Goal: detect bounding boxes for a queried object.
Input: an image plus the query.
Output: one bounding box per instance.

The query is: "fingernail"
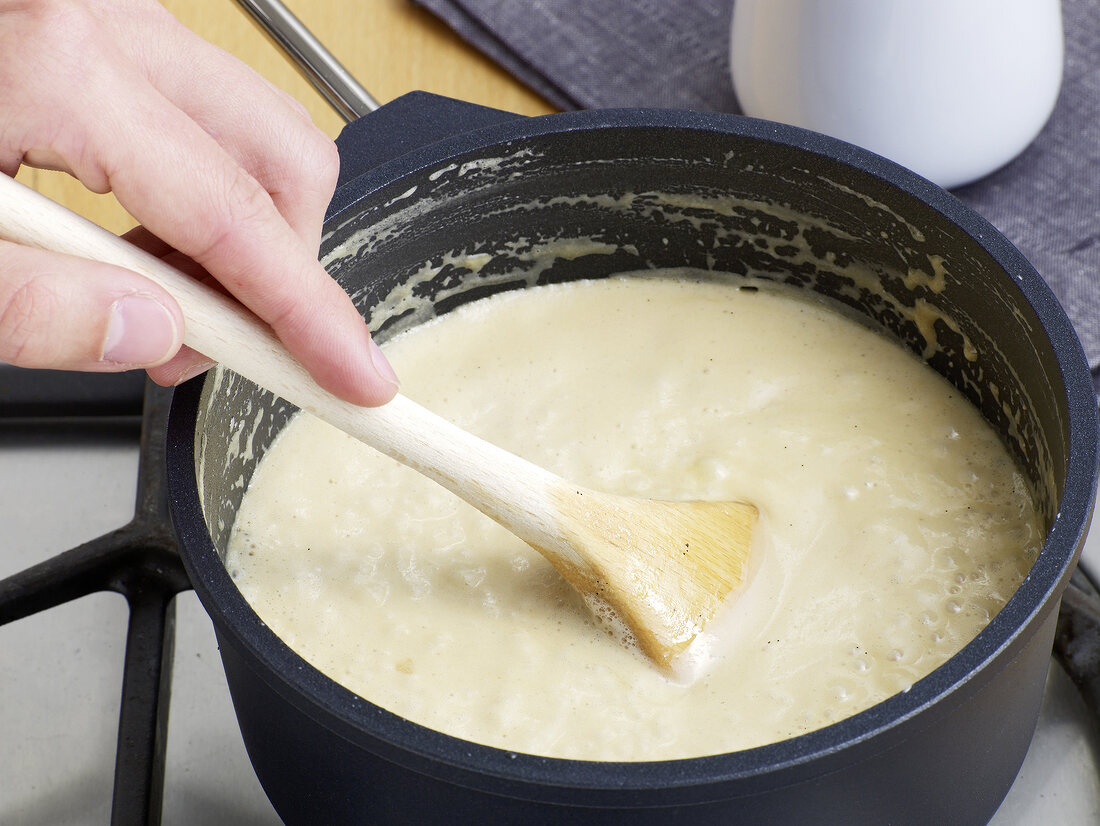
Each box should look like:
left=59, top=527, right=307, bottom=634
left=368, top=337, right=400, bottom=388
left=101, top=294, right=178, bottom=366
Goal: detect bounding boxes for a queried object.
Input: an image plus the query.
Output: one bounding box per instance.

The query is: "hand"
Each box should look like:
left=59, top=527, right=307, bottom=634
left=0, top=0, right=399, bottom=406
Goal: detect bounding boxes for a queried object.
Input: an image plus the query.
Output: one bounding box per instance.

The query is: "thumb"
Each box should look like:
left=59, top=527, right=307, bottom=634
left=0, top=241, right=183, bottom=371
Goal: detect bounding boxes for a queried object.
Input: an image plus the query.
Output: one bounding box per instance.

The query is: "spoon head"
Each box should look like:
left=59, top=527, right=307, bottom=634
left=545, top=492, right=758, bottom=674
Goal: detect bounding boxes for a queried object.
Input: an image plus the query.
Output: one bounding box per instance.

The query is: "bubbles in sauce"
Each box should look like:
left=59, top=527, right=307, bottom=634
left=225, top=272, right=1041, bottom=761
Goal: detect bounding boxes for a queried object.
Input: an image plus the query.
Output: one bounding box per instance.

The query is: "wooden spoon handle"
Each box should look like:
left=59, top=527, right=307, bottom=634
left=0, top=174, right=560, bottom=534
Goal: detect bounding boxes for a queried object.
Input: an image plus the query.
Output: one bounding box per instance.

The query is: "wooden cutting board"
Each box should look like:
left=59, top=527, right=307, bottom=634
left=17, top=0, right=554, bottom=233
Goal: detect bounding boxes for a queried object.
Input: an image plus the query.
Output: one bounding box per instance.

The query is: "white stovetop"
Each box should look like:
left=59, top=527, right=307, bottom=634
left=2, top=435, right=1099, bottom=824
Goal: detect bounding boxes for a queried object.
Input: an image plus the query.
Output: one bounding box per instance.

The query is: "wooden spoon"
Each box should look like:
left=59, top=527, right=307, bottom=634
left=0, top=174, right=757, bottom=674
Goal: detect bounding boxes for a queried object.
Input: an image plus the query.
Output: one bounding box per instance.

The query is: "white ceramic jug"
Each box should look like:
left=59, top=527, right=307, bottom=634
left=730, top=0, right=1064, bottom=189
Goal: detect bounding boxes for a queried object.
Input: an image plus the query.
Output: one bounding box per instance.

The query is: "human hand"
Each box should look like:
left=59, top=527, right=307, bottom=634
left=0, top=0, right=399, bottom=406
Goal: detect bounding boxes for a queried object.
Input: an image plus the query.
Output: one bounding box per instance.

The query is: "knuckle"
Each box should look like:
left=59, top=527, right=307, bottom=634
left=278, top=91, right=313, bottom=124
left=304, top=130, right=340, bottom=191
left=0, top=0, right=115, bottom=189
left=7, top=0, right=77, bottom=31
left=190, top=164, right=274, bottom=261
left=266, top=126, right=340, bottom=200
left=0, top=274, right=60, bottom=366
left=224, top=162, right=275, bottom=225
left=1, top=0, right=90, bottom=91
left=23, top=0, right=99, bottom=59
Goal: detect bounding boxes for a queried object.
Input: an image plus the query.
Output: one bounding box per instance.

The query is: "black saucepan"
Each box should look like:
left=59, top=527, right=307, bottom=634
left=166, top=93, right=1098, bottom=824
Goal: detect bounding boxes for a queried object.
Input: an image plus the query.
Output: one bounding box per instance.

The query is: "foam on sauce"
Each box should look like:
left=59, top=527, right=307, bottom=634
left=224, top=272, right=1041, bottom=760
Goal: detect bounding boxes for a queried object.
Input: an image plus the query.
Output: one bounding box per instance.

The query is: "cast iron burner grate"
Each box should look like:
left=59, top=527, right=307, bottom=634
left=0, top=377, right=190, bottom=826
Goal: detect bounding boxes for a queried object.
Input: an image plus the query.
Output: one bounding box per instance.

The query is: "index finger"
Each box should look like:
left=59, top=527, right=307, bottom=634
left=92, top=78, right=398, bottom=406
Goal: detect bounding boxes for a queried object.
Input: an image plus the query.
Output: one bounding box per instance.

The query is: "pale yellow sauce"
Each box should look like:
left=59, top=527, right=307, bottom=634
left=225, top=273, right=1041, bottom=760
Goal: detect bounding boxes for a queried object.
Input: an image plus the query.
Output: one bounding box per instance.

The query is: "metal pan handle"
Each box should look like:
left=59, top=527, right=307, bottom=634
left=232, top=0, right=530, bottom=188
left=233, top=0, right=379, bottom=122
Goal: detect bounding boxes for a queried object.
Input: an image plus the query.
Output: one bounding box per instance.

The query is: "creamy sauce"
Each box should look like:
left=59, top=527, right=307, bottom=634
left=225, top=272, right=1041, bottom=760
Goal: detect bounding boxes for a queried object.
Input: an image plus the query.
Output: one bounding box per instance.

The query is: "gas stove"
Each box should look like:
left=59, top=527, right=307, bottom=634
left=0, top=371, right=276, bottom=823
left=0, top=365, right=1098, bottom=824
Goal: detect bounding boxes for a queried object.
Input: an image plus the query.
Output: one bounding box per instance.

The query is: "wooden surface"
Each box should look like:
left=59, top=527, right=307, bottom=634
left=16, top=0, right=554, bottom=234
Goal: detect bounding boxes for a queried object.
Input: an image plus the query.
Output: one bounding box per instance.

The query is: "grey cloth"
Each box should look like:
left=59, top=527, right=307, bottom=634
left=414, top=0, right=1100, bottom=373
left=955, top=1, right=1100, bottom=374
left=413, top=0, right=738, bottom=111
